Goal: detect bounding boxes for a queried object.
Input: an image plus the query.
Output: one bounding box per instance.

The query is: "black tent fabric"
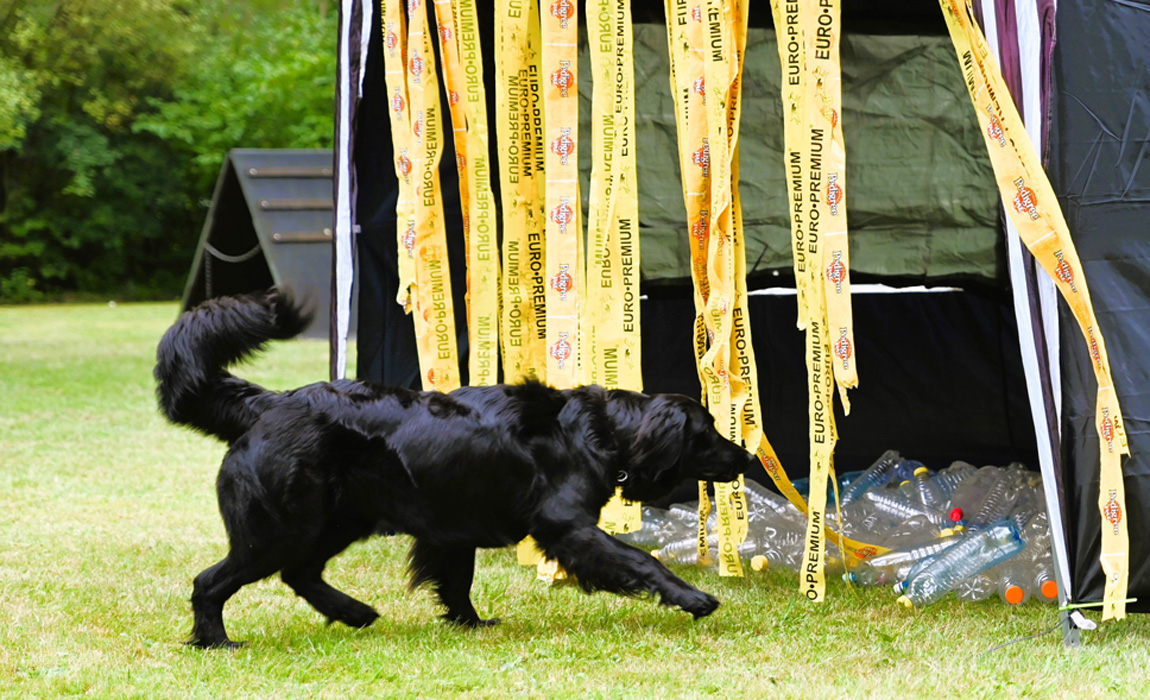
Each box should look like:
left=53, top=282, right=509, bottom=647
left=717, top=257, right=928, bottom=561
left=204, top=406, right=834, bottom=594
left=1050, top=0, right=1150, bottom=612
left=350, top=1, right=1037, bottom=472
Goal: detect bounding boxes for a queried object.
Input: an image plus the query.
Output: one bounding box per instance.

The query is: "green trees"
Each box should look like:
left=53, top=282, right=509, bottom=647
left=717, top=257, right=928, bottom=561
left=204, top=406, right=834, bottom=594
left=0, top=0, right=336, bottom=301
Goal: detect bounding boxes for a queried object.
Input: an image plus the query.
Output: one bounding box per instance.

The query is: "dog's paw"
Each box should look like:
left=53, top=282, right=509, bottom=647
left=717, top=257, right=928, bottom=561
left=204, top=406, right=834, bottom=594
left=187, top=638, right=246, bottom=651
left=444, top=612, right=501, bottom=628
left=678, top=590, right=720, bottom=619
left=329, top=603, right=381, bottom=629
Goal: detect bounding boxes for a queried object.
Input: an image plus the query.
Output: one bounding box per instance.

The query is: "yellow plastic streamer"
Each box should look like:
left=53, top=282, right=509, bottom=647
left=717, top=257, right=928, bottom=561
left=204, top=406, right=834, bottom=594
left=806, top=0, right=856, bottom=414
left=768, top=0, right=810, bottom=330
left=381, top=0, right=416, bottom=311
left=434, top=0, right=501, bottom=386
left=494, top=0, right=548, bottom=384
left=939, top=0, right=1130, bottom=619
left=588, top=0, right=642, bottom=535
left=407, top=0, right=461, bottom=392
left=542, top=0, right=582, bottom=391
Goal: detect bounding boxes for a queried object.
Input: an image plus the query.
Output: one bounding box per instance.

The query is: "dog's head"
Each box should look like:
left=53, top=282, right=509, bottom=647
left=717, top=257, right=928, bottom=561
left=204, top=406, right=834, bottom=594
left=610, top=393, right=759, bottom=502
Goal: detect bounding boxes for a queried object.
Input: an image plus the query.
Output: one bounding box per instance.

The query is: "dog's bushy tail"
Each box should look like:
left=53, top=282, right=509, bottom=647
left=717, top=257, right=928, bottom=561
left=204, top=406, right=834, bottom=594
left=154, top=288, right=313, bottom=443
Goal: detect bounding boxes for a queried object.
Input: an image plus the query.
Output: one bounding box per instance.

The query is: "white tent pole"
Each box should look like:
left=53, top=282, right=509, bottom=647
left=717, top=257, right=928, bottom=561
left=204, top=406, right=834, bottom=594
left=332, top=0, right=361, bottom=380
left=984, top=0, right=1079, bottom=645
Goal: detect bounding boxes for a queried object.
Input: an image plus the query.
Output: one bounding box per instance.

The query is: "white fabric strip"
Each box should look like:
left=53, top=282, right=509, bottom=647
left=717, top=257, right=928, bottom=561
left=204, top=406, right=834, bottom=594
left=332, top=0, right=358, bottom=380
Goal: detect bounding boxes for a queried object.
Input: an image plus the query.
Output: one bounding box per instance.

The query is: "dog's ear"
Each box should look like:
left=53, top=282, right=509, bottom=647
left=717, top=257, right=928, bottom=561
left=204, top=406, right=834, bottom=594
left=631, top=398, right=688, bottom=474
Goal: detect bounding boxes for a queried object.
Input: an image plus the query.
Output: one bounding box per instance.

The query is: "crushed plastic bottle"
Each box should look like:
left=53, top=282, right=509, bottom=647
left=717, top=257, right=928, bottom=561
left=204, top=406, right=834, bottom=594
left=841, top=450, right=901, bottom=505
left=896, top=521, right=1025, bottom=608
left=912, top=466, right=944, bottom=508
left=612, top=453, right=1057, bottom=611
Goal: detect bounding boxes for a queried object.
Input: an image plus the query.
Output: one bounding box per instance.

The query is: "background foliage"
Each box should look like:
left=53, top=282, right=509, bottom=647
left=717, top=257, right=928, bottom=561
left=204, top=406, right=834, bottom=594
left=0, top=0, right=337, bottom=302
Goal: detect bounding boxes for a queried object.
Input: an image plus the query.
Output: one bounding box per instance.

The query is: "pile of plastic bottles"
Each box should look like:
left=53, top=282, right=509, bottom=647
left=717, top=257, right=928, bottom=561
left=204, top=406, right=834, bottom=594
left=615, top=450, right=1060, bottom=609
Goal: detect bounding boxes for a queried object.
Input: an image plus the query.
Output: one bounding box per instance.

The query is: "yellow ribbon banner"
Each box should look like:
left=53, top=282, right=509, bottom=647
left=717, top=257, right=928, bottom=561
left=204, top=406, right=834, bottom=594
left=434, top=0, right=501, bottom=386
left=806, top=0, right=856, bottom=414
left=494, top=0, right=548, bottom=384
left=586, top=0, right=642, bottom=393
left=588, top=0, right=642, bottom=535
left=407, top=0, right=461, bottom=392
left=542, top=0, right=582, bottom=390
left=381, top=0, right=416, bottom=311
left=940, top=0, right=1130, bottom=619
left=769, top=0, right=810, bottom=330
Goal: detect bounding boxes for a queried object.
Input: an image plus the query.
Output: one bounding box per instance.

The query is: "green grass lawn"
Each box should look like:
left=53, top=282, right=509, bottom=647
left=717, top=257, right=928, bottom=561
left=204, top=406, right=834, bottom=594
left=1, top=301, right=1147, bottom=699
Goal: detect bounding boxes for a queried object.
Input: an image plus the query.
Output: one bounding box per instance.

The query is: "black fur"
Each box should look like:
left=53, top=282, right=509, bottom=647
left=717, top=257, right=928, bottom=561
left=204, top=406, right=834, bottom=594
left=155, top=289, right=759, bottom=648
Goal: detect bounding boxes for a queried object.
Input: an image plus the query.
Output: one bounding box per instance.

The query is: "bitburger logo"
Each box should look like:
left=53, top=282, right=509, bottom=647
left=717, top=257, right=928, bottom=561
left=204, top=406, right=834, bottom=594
left=550, top=197, right=573, bottom=233
left=1105, top=489, right=1122, bottom=534
left=550, top=0, right=573, bottom=28
left=449, top=90, right=460, bottom=106
left=693, top=139, right=711, bottom=179
left=456, top=152, right=466, bottom=173
left=1012, top=178, right=1040, bottom=221
left=1053, top=250, right=1078, bottom=292
left=407, top=0, right=421, bottom=12
left=691, top=4, right=702, bottom=22
left=550, top=332, right=572, bottom=369
left=413, top=111, right=424, bottom=141
left=550, top=128, right=575, bottom=165
left=550, top=264, right=573, bottom=301
left=826, top=173, right=843, bottom=215
left=438, top=23, right=452, bottom=44
left=551, top=60, right=574, bottom=98
left=692, top=75, right=706, bottom=104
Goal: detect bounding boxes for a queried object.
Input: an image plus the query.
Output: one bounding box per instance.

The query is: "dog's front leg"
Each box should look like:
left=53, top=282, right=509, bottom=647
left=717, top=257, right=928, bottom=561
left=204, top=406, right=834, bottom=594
left=408, top=539, right=498, bottom=627
left=535, top=524, right=720, bottom=619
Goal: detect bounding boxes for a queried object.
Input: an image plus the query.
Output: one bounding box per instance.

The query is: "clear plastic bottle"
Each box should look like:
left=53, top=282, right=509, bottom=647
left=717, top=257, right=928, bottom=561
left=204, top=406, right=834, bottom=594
left=653, top=537, right=713, bottom=566
left=947, top=465, right=1002, bottom=512
left=863, top=489, right=949, bottom=527
left=913, top=466, right=944, bottom=508
left=997, top=562, right=1031, bottom=605
left=866, top=531, right=965, bottom=571
left=1030, top=558, right=1059, bottom=603
left=844, top=560, right=900, bottom=587
left=841, top=450, right=901, bottom=505
left=934, top=461, right=978, bottom=502
left=954, top=571, right=997, bottom=602
left=896, top=521, right=1025, bottom=608
left=893, top=554, right=940, bottom=595
left=968, top=471, right=1020, bottom=528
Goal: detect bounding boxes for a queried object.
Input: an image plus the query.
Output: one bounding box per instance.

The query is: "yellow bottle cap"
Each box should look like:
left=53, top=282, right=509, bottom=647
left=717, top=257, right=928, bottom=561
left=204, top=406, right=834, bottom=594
left=897, top=595, right=913, bottom=608
left=751, top=555, right=769, bottom=572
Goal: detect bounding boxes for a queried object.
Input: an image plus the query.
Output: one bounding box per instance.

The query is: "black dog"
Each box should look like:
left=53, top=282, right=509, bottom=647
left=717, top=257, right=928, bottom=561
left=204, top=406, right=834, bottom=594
left=155, top=289, right=757, bottom=648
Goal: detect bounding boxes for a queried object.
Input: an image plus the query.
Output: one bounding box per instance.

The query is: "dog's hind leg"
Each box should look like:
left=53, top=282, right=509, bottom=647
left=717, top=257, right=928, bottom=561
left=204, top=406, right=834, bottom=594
left=189, top=553, right=282, bottom=649
left=408, top=539, right=496, bottom=627
left=280, top=528, right=380, bottom=629
left=536, top=524, right=720, bottom=619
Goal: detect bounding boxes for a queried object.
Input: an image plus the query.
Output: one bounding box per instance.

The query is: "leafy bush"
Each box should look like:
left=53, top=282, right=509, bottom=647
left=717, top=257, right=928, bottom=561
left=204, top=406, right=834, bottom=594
left=0, top=0, right=336, bottom=302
